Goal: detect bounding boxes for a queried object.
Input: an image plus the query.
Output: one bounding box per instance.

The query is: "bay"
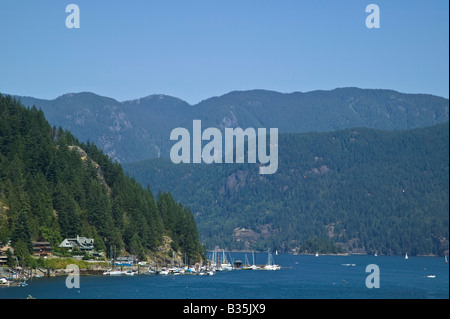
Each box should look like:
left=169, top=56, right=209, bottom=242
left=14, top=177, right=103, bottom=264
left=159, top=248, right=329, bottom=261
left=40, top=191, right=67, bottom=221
left=0, top=254, right=448, bottom=299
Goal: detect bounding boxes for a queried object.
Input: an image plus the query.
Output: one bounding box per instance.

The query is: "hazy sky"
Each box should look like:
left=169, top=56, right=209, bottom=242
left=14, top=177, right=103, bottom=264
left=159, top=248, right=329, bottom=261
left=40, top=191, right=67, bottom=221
left=0, top=0, right=448, bottom=104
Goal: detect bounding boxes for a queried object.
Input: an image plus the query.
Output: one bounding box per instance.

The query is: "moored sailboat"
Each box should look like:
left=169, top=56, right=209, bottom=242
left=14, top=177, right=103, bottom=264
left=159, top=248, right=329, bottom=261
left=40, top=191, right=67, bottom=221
left=263, top=250, right=280, bottom=270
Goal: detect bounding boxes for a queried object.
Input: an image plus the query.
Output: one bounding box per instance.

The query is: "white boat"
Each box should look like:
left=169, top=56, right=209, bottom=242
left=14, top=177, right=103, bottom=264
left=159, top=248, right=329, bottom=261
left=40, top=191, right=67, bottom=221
left=445, top=255, right=448, bottom=263
left=168, top=267, right=180, bottom=274
left=264, top=251, right=280, bottom=270
left=405, top=253, right=408, bottom=260
left=315, top=252, right=319, bottom=257
left=0, top=277, right=9, bottom=286
left=245, top=251, right=260, bottom=270
left=159, top=269, right=170, bottom=275
left=264, top=265, right=280, bottom=271
left=426, top=275, right=436, bottom=278
left=220, top=262, right=233, bottom=271
left=219, top=250, right=233, bottom=271
left=103, top=270, right=126, bottom=276
left=242, top=254, right=251, bottom=270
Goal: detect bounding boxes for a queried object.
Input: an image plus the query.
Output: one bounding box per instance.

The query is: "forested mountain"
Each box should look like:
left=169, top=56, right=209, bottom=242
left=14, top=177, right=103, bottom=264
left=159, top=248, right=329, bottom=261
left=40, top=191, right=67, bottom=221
left=15, top=93, right=191, bottom=163
left=4, top=89, right=449, bottom=256
left=124, top=123, right=450, bottom=256
left=0, top=95, right=204, bottom=262
left=13, top=88, right=449, bottom=163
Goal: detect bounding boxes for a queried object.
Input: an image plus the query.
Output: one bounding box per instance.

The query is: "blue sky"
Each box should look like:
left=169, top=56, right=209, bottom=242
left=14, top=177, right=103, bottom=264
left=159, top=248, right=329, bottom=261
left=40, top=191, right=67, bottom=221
left=0, top=0, right=448, bottom=104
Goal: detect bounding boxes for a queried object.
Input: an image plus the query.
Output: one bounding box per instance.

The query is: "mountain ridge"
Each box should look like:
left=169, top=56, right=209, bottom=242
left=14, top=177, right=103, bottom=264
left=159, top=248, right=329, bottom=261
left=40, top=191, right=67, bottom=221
left=7, top=87, right=448, bottom=163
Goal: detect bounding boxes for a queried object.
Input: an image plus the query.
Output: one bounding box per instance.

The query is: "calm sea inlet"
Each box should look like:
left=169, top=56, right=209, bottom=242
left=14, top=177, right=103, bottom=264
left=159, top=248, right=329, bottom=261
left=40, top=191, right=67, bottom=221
left=0, top=253, right=448, bottom=299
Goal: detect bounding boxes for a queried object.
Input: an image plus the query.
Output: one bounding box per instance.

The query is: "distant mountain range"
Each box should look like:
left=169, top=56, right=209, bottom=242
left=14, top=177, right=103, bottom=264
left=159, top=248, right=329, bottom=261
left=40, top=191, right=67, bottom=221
left=10, top=88, right=449, bottom=163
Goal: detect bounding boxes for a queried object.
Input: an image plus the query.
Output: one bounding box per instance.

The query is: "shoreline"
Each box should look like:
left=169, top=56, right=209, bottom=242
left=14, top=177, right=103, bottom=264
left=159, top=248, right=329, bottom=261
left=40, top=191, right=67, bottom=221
left=207, top=250, right=443, bottom=257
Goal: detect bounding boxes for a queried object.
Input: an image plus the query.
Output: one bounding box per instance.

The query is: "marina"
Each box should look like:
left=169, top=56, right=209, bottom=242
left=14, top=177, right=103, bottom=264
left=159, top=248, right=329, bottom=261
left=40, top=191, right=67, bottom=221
left=101, top=249, right=282, bottom=277
left=0, top=269, right=28, bottom=287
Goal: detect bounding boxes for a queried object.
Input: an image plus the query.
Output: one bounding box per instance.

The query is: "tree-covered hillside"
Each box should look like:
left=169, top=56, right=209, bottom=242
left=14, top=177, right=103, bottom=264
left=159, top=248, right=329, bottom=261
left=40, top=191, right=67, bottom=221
left=0, top=95, right=204, bottom=263
left=124, top=123, right=449, bottom=256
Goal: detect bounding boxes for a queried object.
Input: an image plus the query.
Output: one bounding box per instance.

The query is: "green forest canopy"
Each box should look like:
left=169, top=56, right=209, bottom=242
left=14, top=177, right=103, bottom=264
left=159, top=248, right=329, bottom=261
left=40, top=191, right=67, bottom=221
left=0, top=94, right=204, bottom=263
left=125, top=123, right=450, bottom=256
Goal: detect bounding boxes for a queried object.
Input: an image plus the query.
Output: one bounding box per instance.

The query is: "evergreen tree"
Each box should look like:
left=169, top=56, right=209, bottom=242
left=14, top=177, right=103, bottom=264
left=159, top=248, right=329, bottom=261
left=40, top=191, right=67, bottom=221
left=11, top=210, right=32, bottom=251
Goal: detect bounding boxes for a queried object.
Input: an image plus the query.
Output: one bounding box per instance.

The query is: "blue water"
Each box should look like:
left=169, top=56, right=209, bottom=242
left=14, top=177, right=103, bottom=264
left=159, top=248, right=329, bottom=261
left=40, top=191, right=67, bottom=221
left=1, top=254, right=448, bottom=299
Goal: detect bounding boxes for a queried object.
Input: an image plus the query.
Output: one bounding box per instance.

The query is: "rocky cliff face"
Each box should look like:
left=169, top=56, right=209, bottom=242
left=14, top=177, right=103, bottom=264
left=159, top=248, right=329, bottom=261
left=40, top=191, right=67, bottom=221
left=68, top=145, right=112, bottom=194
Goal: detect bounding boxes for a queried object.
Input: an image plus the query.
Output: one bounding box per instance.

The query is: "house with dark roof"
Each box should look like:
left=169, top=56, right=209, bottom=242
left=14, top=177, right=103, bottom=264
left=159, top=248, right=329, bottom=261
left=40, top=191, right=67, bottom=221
left=59, top=235, right=94, bottom=252
left=32, top=242, right=52, bottom=257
